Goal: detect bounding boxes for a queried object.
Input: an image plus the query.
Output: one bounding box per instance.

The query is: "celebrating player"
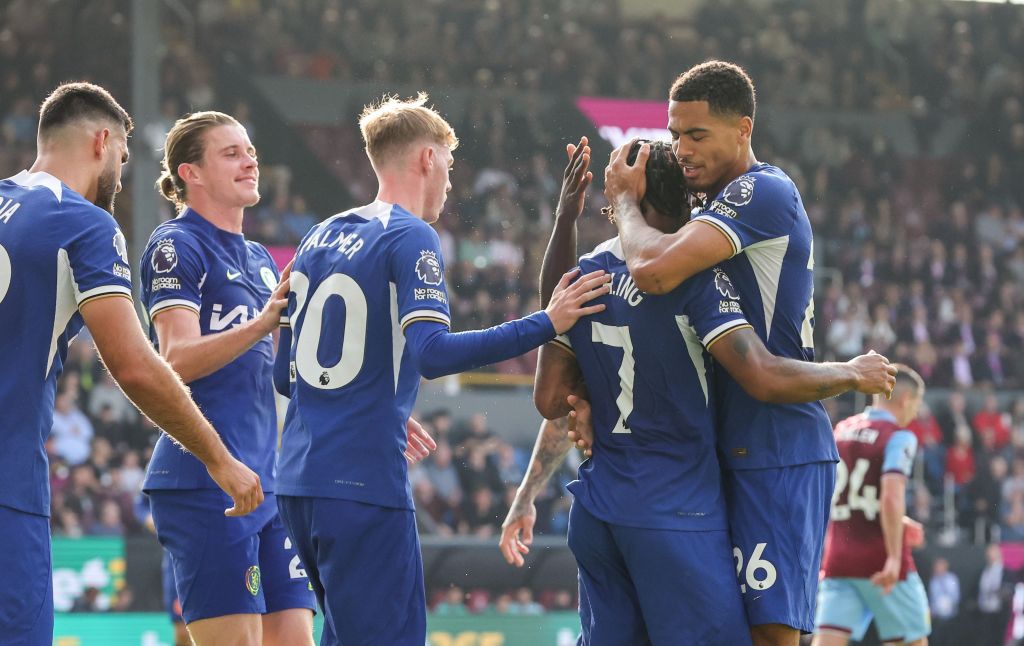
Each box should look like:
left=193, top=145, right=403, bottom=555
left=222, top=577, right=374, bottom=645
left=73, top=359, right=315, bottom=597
left=272, top=93, right=611, bottom=645
left=0, top=83, right=262, bottom=644
left=600, top=61, right=875, bottom=645
left=505, top=140, right=895, bottom=643
left=813, top=366, right=931, bottom=646
left=140, top=111, right=316, bottom=646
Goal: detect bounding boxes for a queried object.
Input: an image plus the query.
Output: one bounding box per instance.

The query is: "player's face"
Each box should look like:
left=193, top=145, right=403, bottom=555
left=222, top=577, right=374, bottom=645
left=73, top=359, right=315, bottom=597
left=668, top=100, right=751, bottom=195
left=424, top=144, right=453, bottom=224
left=638, top=200, right=683, bottom=235
left=193, top=124, right=260, bottom=208
left=95, top=127, right=129, bottom=214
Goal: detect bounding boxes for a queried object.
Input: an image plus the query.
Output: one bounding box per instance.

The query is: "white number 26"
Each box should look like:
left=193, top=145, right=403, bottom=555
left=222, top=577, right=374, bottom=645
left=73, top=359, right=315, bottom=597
left=733, top=542, right=778, bottom=593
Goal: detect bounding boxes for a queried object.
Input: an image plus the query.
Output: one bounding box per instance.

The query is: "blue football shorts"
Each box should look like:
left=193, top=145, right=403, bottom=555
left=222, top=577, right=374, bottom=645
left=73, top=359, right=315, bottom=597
left=567, top=501, right=752, bottom=645
left=0, top=504, right=53, bottom=646
left=815, top=573, right=931, bottom=643
left=276, top=495, right=426, bottom=646
left=723, top=462, right=836, bottom=632
left=149, top=489, right=316, bottom=624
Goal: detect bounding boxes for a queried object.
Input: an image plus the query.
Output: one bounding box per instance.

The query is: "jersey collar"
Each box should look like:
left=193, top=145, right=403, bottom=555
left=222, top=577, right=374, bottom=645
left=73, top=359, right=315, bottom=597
left=863, top=407, right=898, bottom=424
left=8, top=170, right=63, bottom=203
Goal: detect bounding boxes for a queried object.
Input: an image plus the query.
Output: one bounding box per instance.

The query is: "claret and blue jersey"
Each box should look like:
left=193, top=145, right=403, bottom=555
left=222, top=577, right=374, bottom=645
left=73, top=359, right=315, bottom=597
left=140, top=207, right=280, bottom=492
left=554, top=237, right=751, bottom=531
left=0, top=171, right=133, bottom=517
left=692, top=163, right=837, bottom=469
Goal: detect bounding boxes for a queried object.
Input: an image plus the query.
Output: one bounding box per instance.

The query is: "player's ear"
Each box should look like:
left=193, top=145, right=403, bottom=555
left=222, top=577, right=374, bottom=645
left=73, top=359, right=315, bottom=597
left=178, top=161, right=200, bottom=187
left=738, top=116, right=753, bottom=143
left=94, top=128, right=110, bottom=160
left=419, top=145, right=434, bottom=175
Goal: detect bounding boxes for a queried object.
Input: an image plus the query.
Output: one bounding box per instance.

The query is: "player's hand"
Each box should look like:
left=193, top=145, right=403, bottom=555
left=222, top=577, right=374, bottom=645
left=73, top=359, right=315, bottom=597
left=848, top=350, right=897, bottom=399
left=567, top=394, right=594, bottom=457
left=545, top=268, right=611, bottom=334
left=555, top=137, right=593, bottom=223
left=499, top=496, right=537, bottom=567
left=256, top=258, right=293, bottom=336
left=207, top=454, right=264, bottom=517
left=404, top=416, right=437, bottom=464
left=903, top=516, right=925, bottom=548
left=869, top=556, right=902, bottom=595
left=604, top=139, right=648, bottom=211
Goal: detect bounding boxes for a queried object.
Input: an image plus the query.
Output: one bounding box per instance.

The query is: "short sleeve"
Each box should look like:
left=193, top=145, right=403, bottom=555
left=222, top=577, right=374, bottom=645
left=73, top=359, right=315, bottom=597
left=140, top=229, right=206, bottom=318
left=682, top=267, right=751, bottom=350
left=390, top=221, right=451, bottom=331
left=882, top=430, right=918, bottom=477
left=691, top=172, right=795, bottom=256
left=67, top=209, right=133, bottom=306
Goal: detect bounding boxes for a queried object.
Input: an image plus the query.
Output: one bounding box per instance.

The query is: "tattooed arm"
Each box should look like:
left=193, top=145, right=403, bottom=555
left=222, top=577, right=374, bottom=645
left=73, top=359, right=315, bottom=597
left=499, top=416, right=573, bottom=567
left=709, top=327, right=897, bottom=403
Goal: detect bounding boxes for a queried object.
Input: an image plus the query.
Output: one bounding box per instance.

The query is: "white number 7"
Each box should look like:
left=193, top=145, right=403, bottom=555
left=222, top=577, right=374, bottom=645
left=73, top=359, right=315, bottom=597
left=591, top=322, right=634, bottom=434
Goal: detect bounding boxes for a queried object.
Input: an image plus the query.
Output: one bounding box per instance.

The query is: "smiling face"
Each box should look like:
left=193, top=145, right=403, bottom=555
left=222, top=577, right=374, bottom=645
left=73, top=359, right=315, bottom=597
left=668, top=100, right=752, bottom=198
left=182, top=124, right=259, bottom=209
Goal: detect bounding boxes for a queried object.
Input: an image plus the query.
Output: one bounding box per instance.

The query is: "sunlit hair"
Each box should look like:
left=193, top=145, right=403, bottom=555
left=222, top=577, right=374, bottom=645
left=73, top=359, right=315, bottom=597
left=38, top=82, right=133, bottom=138
left=156, top=111, right=241, bottom=211
left=603, top=140, right=691, bottom=223
left=358, top=92, right=458, bottom=169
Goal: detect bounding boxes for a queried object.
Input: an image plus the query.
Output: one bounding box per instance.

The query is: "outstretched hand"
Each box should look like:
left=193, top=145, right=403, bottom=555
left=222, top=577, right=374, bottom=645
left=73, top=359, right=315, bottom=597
left=556, top=136, right=593, bottom=222
left=545, top=268, right=611, bottom=334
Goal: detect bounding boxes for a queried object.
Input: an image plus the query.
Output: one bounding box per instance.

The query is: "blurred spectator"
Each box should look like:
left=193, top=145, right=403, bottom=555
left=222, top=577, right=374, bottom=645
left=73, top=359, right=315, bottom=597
left=433, top=587, right=469, bottom=616
left=977, top=544, right=1013, bottom=646
left=50, top=383, right=95, bottom=466
left=930, top=557, right=961, bottom=646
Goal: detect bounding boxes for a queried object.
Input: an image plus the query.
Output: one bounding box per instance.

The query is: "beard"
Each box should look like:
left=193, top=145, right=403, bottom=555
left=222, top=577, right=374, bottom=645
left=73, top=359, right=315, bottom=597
left=93, top=165, right=117, bottom=214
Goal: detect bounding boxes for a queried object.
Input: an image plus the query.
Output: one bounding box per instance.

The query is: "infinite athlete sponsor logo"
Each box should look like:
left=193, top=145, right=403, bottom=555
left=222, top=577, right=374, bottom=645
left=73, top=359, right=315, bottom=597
left=245, top=565, right=261, bottom=596
left=415, top=250, right=443, bottom=286
left=722, top=176, right=755, bottom=207
left=151, top=238, right=178, bottom=273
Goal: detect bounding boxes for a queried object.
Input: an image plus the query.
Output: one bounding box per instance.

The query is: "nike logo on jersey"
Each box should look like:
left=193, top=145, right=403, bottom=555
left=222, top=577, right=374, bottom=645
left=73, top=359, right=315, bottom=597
left=226, top=270, right=241, bottom=280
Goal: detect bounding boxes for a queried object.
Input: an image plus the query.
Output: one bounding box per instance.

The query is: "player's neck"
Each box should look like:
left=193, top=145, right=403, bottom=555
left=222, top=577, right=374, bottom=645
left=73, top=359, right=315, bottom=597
left=185, top=195, right=244, bottom=234
left=376, top=175, right=428, bottom=221
left=708, top=149, right=759, bottom=199
left=29, top=154, right=98, bottom=204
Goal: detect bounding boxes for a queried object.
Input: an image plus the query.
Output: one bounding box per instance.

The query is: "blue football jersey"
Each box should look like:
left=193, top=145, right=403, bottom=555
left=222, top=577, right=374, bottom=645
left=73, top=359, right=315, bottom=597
left=557, top=238, right=750, bottom=531
left=276, top=200, right=451, bottom=510
left=140, top=208, right=280, bottom=491
left=0, top=171, right=133, bottom=516
left=692, top=163, right=837, bottom=469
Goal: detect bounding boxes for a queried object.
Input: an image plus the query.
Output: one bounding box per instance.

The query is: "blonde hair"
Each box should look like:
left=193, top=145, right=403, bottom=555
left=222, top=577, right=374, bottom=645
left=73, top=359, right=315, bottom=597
left=358, top=92, right=458, bottom=169
left=156, top=111, right=241, bottom=211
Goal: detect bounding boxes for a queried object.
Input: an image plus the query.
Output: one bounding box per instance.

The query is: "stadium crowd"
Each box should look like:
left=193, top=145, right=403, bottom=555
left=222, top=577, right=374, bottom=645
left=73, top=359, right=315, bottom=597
left=5, top=0, right=1024, bottom=618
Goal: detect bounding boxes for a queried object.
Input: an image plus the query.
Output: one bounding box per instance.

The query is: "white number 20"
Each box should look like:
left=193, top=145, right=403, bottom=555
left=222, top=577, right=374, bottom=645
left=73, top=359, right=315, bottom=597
left=733, top=542, right=778, bottom=593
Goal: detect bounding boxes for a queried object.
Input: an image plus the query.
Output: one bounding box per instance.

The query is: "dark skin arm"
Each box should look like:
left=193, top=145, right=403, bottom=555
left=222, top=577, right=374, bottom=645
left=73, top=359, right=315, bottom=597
left=539, top=137, right=592, bottom=306
left=709, top=327, right=897, bottom=403
left=534, top=342, right=588, bottom=419
left=605, top=142, right=734, bottom=295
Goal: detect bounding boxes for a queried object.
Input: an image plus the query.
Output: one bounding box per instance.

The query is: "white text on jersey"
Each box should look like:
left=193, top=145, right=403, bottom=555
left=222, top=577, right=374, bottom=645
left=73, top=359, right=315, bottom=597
left=611, top=272, right=644, bottom=306
left=211, top=303, right=259, bottom=331
left=298, top=227, right=365, bottom=261
left=0, top=198, right=21, bottom=224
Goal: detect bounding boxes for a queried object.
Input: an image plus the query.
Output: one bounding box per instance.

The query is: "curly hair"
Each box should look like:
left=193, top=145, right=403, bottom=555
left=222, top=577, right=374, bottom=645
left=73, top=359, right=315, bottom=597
left=669, top=60, right=756, bottom=120
left=604, top=140, right=692, bottom=222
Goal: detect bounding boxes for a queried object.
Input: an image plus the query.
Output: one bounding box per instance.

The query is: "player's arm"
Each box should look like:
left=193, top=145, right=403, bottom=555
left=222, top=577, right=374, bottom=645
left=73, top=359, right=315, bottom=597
left=604, top=142, right=733, bottom=294
left=80, top=295, right=263, bottom=516
left=272, top=321, right=292, bottom=397
left=499, top=416, right=572, bottom=567
left=404, top=268, right=610, bottom=379
left=871, top=430, right=918, bottom=594
left=153, top=265, right=290, bottom=383
left=534, top=341, right=587, bottom=419
left=709, top=327, right=897, bottom=403
left=539, top=138, right=591, bottom=306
